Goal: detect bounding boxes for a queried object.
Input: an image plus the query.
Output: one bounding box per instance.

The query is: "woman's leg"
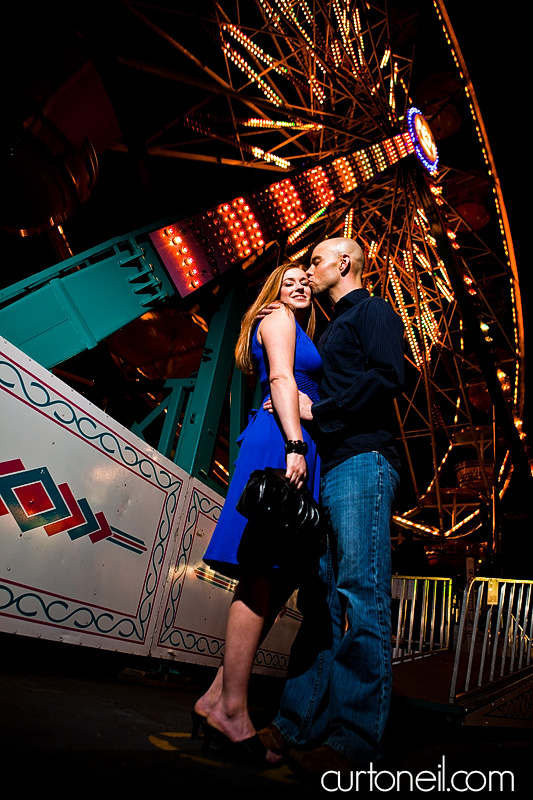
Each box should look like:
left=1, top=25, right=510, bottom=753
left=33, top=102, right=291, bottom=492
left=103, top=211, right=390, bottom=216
left=195, top=571, right=295, bottom=723
left=206, top=573, right=273, bottom=742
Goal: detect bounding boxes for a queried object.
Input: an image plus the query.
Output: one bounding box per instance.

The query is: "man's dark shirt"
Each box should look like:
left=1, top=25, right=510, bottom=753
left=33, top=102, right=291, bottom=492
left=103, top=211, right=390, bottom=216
left=311, top=288, right=405, bottom=473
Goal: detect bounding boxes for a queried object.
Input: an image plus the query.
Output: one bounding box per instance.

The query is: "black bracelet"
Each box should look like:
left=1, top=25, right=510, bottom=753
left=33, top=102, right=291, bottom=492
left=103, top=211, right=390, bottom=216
left=285, top=440, right=308, bottom=455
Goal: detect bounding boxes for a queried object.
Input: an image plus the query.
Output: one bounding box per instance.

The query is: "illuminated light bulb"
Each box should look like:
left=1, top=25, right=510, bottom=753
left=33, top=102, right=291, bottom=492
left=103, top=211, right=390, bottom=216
left=164, top=227, right=175, bottom=237
left=172, top=236, right=183, bottom=246
left=180, top=246, right=189, bottom=254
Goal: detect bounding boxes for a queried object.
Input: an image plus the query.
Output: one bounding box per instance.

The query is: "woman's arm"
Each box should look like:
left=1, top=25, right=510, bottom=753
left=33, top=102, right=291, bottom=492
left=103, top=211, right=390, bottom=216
left=258, top=306, right=307, bottom=488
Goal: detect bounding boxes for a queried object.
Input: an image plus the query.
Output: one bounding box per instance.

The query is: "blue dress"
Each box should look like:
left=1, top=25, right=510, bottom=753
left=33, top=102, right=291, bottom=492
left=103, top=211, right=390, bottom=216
left=203, top=320, right=322, bottom=578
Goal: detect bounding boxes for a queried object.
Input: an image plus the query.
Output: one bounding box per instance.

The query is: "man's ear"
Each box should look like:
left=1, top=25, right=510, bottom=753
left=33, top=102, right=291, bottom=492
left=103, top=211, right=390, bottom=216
left=339, top=254, right=350, bottom=275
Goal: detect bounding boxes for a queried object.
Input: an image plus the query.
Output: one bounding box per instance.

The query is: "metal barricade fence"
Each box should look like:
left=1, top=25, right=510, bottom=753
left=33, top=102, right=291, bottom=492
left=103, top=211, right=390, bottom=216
left=391, top=576, right=453, bottom=662
left=449, top=577, right=533, bottom=702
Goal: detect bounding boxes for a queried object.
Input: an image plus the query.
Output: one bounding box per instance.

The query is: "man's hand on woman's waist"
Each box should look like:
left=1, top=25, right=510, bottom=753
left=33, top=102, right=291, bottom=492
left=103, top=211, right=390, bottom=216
left=263, top=390, right=314, bottom=421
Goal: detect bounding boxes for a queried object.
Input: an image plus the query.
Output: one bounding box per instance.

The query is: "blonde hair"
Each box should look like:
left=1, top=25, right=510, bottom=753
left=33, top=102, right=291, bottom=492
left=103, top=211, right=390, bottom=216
left=235, top=262, right=316, bottom=374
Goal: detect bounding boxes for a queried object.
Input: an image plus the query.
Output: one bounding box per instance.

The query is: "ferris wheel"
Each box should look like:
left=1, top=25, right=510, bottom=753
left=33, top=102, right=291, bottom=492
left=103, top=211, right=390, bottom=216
left=113, top=0, right=528, bottom=541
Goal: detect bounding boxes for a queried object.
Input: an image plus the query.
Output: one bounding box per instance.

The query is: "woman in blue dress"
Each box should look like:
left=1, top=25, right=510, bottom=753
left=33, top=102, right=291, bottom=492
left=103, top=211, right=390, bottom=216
left=194, top=262, right=322, bottom=762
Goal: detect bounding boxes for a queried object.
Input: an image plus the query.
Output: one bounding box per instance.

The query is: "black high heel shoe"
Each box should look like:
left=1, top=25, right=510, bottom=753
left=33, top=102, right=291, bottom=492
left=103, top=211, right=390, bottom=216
left=190, top=709, right=209, bottom=740
left=203, top=729, right=268, bottom=765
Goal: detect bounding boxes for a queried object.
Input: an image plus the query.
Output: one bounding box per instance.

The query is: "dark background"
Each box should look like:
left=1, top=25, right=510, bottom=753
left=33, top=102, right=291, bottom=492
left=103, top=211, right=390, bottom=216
left=446, top=3, right=530, bottom=434
left=1, top=2, right=530, bottom=446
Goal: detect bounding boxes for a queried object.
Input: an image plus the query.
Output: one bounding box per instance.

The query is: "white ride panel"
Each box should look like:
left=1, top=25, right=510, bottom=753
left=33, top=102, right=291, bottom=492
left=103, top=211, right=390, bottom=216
left=0, top=336, right=298, bottom=674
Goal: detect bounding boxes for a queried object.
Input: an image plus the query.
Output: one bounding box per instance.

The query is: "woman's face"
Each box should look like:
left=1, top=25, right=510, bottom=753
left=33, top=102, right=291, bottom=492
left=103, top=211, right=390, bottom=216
left=278, top=267, right=312, bottom=313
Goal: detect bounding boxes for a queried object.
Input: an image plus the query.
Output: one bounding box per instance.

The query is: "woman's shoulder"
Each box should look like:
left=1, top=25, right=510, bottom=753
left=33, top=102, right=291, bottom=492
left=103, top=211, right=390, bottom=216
left=256, top=304, right=296, bottom=347
left=257, top=303, right=295, bottom=330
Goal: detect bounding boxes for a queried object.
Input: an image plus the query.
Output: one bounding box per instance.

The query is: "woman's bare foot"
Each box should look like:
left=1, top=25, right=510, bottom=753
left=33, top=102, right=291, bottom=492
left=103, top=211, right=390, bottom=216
left=193, top=698, right=211, bottom=719
left=194, top=666, right=224, bottom=718
left=206, top=701, right=256, bottom=743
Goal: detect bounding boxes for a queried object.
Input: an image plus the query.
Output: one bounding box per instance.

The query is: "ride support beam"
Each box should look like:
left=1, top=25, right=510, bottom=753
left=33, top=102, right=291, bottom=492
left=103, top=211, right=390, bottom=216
left=228, top=366, right=247, bottom=482
left=0, top=237, right=175, bottom=369
left=130, top=378, right=196, bottom=460
left=173, top=271, right=248, bottom=483
left=419, top=179, right=533, bottom=501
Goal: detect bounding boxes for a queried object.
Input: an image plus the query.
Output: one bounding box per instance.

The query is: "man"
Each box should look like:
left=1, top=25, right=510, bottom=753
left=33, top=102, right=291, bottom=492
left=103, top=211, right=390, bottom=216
left=260, top=236, right=405, bottom=773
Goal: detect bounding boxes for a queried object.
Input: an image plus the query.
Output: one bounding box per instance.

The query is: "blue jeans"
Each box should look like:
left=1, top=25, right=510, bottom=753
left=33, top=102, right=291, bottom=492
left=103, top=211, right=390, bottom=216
left=273, top=452, right=400, bottom=765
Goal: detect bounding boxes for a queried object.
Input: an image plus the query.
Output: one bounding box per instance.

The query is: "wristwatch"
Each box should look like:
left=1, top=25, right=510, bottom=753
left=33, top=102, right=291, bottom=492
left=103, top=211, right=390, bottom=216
left=285, top=439, right=308, bottom=455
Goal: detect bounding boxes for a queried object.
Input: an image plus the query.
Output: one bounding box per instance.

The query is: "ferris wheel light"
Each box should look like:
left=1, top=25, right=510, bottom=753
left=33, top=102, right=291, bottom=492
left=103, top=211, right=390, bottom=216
left=407, top=107, right=439, bottom=174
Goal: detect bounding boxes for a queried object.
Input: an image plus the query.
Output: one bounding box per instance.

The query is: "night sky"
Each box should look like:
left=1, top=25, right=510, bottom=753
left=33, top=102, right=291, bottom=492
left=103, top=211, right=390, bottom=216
left=446, top=2, right=531, bottom=440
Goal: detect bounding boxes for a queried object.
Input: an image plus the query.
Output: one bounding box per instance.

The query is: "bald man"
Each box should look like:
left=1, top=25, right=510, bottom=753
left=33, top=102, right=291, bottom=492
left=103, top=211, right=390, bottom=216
left=260, top=237, right=405, bottom=774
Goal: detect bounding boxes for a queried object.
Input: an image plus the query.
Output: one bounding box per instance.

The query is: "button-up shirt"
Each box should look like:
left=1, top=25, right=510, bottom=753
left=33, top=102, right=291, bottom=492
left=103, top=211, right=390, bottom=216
left=312, top=288, right=405, bottom=473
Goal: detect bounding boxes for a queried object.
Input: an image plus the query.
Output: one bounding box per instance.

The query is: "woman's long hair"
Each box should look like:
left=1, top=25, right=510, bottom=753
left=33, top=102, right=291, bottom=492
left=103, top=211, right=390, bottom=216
left=235, top=262, right=316, bottom=374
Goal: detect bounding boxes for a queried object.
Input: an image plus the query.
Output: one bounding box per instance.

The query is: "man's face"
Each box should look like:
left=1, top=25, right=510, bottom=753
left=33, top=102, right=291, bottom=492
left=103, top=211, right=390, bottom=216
left=306, top=241, right=341, bottom=296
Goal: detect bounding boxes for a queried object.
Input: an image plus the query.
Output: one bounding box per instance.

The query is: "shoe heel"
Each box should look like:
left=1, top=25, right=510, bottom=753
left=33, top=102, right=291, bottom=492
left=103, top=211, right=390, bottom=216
left=191, top=710, right=207, bottom=740
left=201, top=723, right=215, bottom=753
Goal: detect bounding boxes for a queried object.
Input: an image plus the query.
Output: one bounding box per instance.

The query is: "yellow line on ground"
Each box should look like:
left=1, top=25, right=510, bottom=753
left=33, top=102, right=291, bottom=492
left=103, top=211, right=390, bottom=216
left=149, top=735, right=178, bottom=751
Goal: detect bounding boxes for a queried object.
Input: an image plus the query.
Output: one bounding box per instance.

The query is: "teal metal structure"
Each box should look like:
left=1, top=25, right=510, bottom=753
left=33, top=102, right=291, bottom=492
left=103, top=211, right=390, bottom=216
left=0, top=236, right=174, bottom=369
left=0, top=226, right=251, bottom=496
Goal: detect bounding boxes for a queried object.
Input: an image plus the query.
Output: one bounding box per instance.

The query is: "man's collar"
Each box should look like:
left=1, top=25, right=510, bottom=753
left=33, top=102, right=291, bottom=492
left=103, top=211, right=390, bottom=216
left=332, top=287, right=369, bottom=312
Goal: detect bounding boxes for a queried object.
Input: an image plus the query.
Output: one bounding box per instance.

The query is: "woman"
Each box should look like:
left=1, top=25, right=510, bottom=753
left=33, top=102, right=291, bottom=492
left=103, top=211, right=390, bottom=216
left=193, top=263, right=322, bottom=763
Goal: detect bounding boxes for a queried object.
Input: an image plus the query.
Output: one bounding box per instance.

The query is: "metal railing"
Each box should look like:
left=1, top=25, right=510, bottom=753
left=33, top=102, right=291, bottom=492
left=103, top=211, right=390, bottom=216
left=450, top=577, right=533, bottom=702
left=391, top=576, right=453, bottom=662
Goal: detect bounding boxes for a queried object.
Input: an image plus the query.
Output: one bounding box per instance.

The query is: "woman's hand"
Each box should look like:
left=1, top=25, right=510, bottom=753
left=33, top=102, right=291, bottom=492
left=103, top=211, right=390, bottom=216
left=285, top=452, right=308, bottom=490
